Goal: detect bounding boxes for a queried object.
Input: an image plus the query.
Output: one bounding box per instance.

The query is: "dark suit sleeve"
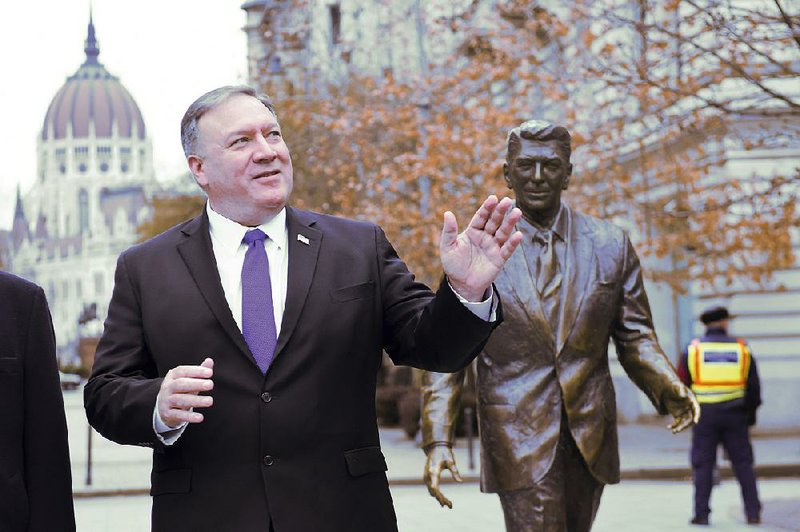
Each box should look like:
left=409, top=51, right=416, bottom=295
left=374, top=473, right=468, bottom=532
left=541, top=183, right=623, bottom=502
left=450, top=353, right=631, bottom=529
left=84, top=252, right=164, bottom=447
left=611, top=235, right=691, bottom=415
left=375, top=225, right=499, bottom=373
left=24, top=287, right=76, bottom=531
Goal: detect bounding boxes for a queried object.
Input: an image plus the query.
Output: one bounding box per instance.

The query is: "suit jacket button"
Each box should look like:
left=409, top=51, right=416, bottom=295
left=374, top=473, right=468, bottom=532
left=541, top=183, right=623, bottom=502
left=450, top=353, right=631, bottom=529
left=261, top=391, right=272, bottom=403
left=263, top=455, right=274, bottom=466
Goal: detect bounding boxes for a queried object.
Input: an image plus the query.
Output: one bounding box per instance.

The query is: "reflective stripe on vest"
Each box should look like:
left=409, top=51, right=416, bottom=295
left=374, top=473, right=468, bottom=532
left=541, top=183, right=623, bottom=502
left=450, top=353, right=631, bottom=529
left=688, top=339, right=749, bottom=404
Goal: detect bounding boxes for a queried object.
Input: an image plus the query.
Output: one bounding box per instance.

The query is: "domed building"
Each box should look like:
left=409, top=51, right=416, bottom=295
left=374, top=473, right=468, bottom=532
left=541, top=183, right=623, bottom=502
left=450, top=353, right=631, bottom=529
left=9, top=14, right=158, bottom=362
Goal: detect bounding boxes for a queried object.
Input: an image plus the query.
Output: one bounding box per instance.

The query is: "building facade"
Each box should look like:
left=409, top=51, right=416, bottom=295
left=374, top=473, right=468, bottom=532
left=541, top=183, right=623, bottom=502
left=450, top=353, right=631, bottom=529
left=611, top=112, right=800, bottom=430
left=240, top=0, right=800, bottom=430
left=685, top=113, right=800, bottom=430
left=242, top=0, right=496, bottom=93
left=5, top=15, right=158, bottom=363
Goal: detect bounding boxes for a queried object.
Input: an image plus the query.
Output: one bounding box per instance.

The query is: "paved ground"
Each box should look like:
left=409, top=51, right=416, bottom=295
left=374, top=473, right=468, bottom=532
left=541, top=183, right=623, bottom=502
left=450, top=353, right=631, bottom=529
left=64, top=386, right=800, bottom=530
left=74, top=479, right=800, bottom=531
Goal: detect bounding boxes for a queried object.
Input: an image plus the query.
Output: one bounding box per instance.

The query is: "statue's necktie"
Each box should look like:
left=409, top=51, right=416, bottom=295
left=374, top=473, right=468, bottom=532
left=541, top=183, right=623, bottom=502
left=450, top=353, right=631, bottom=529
left=241, top=229, right=277, bottom=374
left=534, top=230, right=561, bottom=299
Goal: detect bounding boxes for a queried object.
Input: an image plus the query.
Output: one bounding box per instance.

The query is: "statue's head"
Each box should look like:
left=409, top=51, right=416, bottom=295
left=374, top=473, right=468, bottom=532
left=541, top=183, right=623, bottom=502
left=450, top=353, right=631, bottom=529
left=504, top=120, right=573, bottom=227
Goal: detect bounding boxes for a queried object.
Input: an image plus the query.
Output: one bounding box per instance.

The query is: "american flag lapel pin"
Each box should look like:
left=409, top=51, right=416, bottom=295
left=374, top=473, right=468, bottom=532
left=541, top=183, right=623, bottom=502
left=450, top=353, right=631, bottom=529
left=297, top=234, right=310, bottom=245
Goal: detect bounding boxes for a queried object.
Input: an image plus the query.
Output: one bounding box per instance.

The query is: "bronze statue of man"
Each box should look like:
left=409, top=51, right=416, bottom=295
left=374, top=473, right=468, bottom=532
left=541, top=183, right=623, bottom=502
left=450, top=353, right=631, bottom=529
left=421, top=120, right=700, bottom=531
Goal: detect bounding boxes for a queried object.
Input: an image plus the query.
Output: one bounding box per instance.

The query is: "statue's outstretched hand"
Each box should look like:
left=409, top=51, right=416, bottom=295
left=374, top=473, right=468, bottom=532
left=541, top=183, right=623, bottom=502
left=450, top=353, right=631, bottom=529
left=424, top=444, right=462, bottom=509
left=665, top=384, right=700, bottom=434
left=440, top=195, right=522, bottom=302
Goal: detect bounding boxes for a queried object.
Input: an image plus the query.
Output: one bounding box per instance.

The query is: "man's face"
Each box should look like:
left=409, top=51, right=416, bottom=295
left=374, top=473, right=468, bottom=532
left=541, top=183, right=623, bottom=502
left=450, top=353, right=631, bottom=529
left=504, top=138, right=572, bottom=226
left=189, top=94, right=293, bottom=225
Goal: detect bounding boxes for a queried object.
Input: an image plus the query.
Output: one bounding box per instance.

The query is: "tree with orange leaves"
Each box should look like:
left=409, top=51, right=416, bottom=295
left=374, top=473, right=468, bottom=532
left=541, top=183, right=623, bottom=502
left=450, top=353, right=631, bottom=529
left=131, top=1, right=798, bottom=441
left=146, top=0, right=798, bottom=292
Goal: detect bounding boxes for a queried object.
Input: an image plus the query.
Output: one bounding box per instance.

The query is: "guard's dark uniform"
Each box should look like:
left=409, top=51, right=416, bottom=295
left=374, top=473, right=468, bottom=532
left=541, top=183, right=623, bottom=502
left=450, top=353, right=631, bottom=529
left=677, top=310, right=762, bottom=525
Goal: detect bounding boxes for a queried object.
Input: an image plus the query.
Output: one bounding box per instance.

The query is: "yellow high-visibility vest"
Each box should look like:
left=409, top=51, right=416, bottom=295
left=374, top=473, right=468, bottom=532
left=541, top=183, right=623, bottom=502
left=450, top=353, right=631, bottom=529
left=688, top=339, right=750, bottom=404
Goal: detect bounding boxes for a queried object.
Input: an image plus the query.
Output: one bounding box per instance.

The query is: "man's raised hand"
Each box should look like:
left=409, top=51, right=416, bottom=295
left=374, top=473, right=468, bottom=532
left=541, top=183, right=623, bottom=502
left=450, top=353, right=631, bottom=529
left=440, top=195, right=523, bottom=302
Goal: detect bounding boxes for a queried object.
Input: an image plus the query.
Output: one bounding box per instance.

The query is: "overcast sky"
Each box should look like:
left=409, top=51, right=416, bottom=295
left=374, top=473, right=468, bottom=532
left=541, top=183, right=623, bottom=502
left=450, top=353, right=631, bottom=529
left=0, top=0, right=249, bottom=229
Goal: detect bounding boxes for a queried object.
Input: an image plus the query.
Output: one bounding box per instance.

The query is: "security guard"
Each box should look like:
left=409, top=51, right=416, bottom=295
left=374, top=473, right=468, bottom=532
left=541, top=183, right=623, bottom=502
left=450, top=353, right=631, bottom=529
left=677, top=306, right=762, bottom=526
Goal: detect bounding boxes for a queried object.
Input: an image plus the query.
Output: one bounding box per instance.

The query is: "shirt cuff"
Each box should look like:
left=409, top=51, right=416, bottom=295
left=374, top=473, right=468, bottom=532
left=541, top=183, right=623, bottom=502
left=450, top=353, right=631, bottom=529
left=447, top=281, right=497, bottom=322
left=153, top=400, right=188, bottom=446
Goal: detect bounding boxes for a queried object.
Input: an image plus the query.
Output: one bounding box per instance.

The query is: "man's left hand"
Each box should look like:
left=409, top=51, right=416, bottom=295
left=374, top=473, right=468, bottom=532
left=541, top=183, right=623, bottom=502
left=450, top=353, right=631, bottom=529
left=441, top=195, right=523, bottom=302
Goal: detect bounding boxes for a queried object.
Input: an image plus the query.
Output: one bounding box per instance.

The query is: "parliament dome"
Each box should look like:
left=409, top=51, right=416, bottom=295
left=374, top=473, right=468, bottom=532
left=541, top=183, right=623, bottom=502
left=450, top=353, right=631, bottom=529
left=41, top=15, right=145, bottom=141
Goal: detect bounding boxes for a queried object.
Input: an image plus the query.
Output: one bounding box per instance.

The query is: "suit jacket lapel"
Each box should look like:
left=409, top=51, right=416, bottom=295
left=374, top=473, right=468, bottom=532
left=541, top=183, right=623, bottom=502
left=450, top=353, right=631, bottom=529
left=176, top=210, right=256, bottom=364
left=274, top=207, right=322, bottom=359
left=557, top=207, right=593, bottom=355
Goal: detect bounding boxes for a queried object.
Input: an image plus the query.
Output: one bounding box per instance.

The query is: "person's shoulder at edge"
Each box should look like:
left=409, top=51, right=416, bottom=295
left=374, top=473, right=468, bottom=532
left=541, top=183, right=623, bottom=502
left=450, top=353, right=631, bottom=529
left=0, top=269, right=42, bottom=293
left=0, top=272, right=47, bottom=312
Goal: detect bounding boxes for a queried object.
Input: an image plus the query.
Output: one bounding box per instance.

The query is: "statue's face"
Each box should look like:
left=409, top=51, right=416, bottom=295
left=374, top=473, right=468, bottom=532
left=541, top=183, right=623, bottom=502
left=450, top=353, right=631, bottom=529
left=504, top=139, right=572, bottom=226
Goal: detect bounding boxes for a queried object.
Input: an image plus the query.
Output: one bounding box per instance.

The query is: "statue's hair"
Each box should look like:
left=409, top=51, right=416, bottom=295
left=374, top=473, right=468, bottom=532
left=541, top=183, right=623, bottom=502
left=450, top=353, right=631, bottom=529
left=506, top=120, right=571, bottom=162
left=180, top=85, right=277, bottom=157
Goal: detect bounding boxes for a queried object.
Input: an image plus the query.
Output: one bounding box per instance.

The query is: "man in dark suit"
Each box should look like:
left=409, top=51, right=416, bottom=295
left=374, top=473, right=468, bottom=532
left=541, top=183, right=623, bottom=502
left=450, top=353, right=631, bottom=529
left=421, top=120, right=700, bottom=531
left=84, top=85, right=522, bottom=531
left=0, top=271, right=75, bottom=532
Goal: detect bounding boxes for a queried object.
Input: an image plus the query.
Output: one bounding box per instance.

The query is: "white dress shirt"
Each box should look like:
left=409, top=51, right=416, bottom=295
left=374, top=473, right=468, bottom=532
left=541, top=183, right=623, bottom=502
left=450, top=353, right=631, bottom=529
left=207, top=204, right=288, bottom=337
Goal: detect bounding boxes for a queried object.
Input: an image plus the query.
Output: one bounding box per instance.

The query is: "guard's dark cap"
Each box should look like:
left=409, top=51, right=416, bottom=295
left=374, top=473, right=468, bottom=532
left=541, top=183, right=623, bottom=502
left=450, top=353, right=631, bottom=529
left=700, top=306, right=731, bottom=325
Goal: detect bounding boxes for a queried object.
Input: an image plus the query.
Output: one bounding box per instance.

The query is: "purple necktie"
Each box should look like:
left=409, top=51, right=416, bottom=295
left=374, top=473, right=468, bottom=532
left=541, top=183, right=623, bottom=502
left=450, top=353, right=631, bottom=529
left=241, top=229, right=277, bottom=374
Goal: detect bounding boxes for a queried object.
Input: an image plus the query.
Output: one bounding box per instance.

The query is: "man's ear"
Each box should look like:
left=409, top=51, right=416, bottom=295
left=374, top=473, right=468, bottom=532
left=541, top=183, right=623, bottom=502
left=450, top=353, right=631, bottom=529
left=562, top=163, right=573, bottom=190
left=503, top=162, right=512, bottom=189
left=187, top=155, right=207, bottom=188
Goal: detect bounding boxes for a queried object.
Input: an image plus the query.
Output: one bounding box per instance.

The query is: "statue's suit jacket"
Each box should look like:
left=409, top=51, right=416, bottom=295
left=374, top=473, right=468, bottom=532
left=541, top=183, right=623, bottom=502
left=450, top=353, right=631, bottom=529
left=85, top=207, right=497, bottom=532
left=0, top=272, right=75, bottom=531
left=422, top=205, right=685, bottom=492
